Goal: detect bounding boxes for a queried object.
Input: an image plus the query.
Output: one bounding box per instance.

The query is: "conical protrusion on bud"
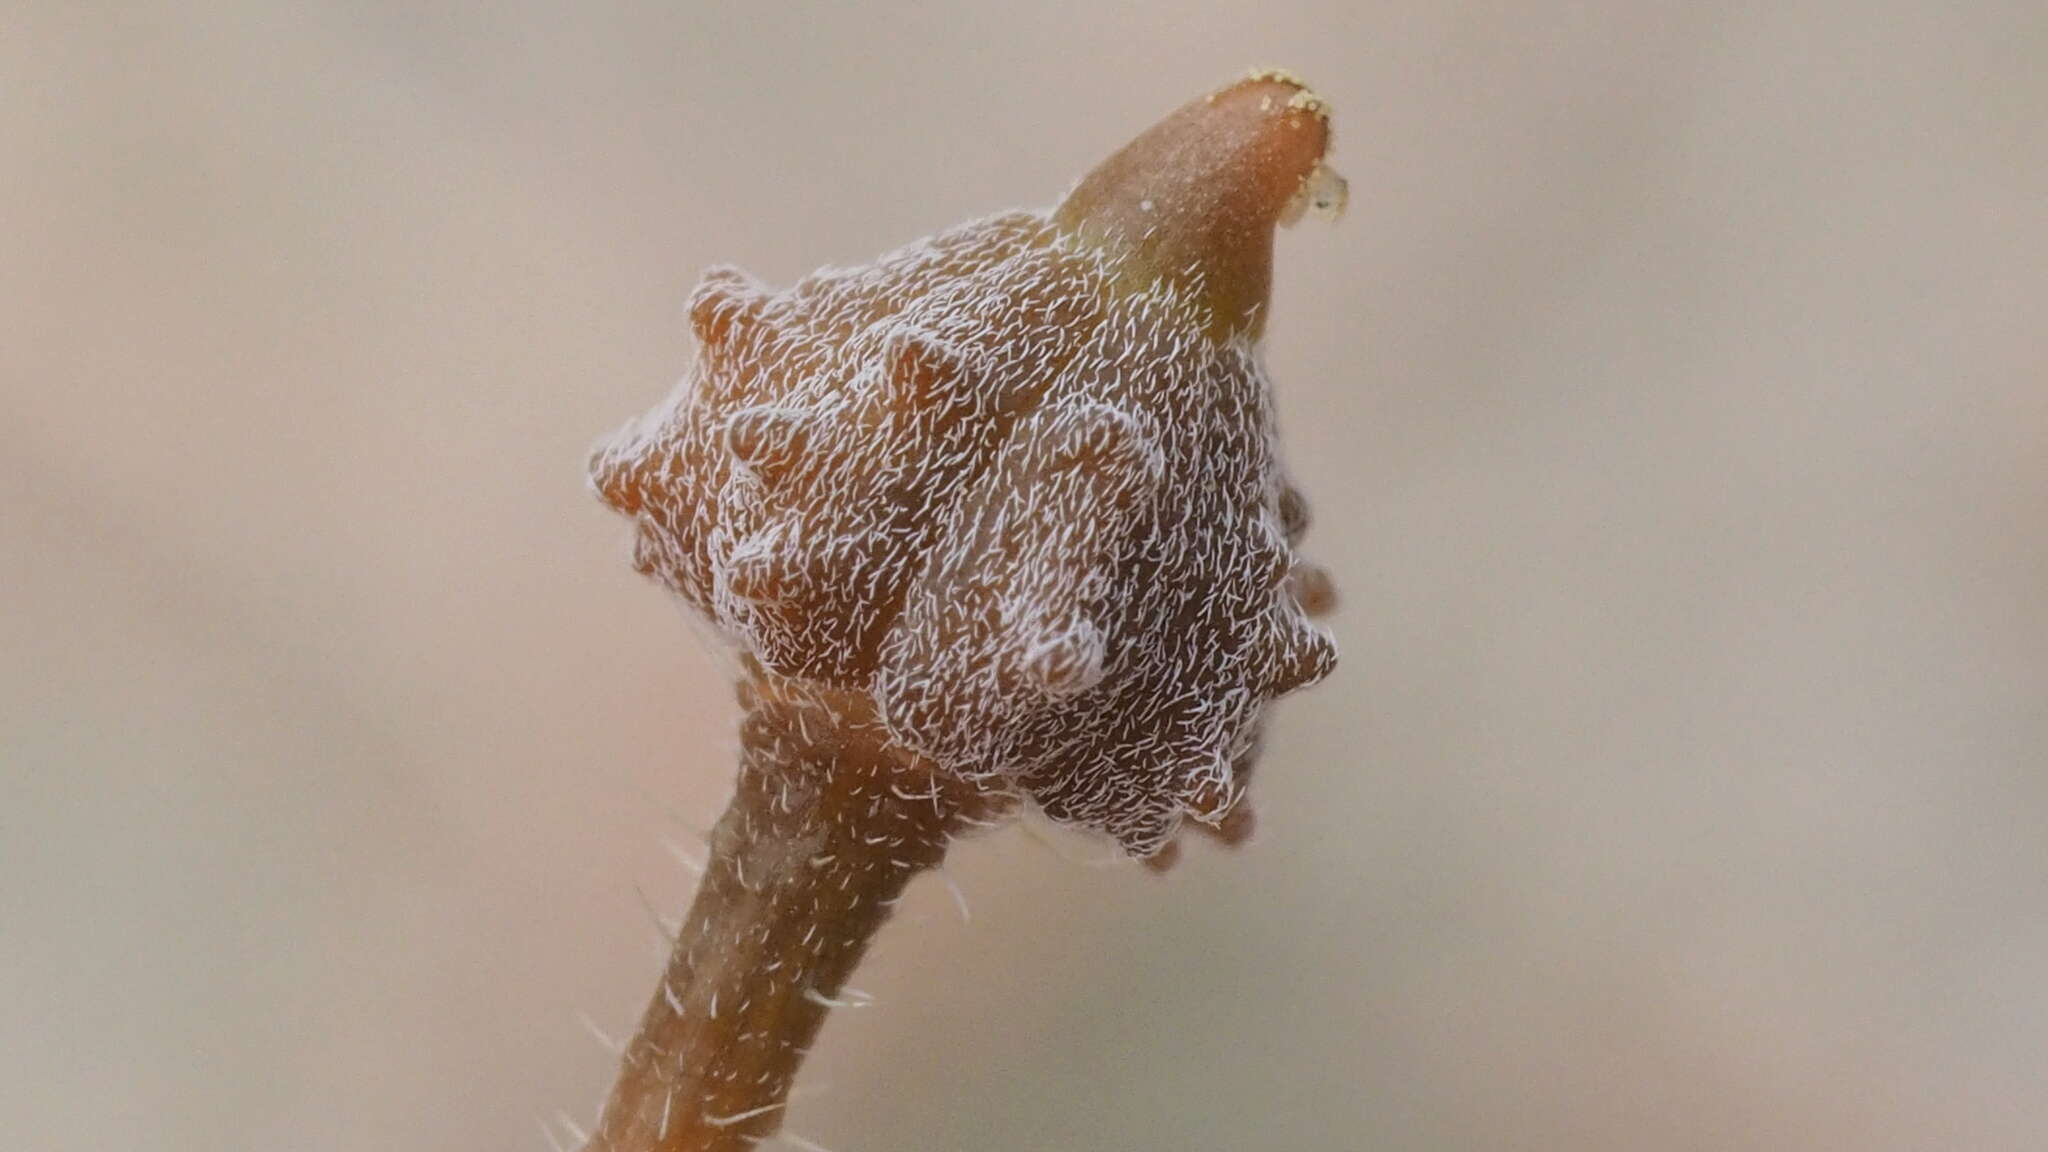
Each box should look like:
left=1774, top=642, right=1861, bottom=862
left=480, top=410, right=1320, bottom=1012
left=1054, top=68, right=1343, bottom=341
left=589, top=439, right=646, bottom=516
left=1278, top=484, right=1312, bottom=543
left=688, top=265, right=772, bottom=350
left=1199, top=797, right=1258, bottom=847
left=1141, top=839, right=1183, bottom=873
left=723, top=406, right=814, bottom=486
left=1289, top=562, right=1339, bottom=618
left=883, top=327, right=976, bottom=416
left=1260, top=607, right=1339, bottom=696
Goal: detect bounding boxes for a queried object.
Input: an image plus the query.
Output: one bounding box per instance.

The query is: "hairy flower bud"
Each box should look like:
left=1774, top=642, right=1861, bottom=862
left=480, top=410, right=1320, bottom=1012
left=593, top=70, right=1344, bottom=858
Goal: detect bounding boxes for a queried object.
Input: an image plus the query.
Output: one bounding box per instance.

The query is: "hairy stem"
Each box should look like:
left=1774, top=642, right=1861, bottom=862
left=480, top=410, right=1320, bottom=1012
left=582, top=676, right=1005, bottom=1152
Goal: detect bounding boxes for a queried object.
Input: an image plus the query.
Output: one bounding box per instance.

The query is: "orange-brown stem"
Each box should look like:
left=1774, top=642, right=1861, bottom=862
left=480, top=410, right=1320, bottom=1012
left=583, top=679, right=1007, bottom=1152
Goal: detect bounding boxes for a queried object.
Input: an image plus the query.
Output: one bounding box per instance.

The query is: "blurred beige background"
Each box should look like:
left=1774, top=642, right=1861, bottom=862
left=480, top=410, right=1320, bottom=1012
left=4, top=2, right=2044, bottom=1150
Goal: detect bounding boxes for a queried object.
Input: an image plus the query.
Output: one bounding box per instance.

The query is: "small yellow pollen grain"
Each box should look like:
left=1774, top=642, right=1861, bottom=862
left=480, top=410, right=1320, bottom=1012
left=1244, top=65, right=1309, bottom=88
left=1285, top=88, right=1330, bottom=120
left=1232, top=66, right=1333, bottom=124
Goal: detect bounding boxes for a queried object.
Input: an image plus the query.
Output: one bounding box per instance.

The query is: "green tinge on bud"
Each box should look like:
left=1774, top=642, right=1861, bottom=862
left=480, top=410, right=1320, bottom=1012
left=1054, top=69, right=1343, bottom=342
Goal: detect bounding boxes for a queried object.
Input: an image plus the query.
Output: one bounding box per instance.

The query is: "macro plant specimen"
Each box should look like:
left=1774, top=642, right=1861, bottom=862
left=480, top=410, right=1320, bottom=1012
left=583, top=69, right=1346, bottom=1151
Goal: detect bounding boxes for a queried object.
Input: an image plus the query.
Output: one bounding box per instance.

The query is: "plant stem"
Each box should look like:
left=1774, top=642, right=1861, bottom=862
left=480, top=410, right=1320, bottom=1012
left=582, top=675, right=1006, bottom=1152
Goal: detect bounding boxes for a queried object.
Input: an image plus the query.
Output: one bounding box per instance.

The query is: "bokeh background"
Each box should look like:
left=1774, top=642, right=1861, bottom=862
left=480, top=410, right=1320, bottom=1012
left=5, top=2, right=2044, bottom=1150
